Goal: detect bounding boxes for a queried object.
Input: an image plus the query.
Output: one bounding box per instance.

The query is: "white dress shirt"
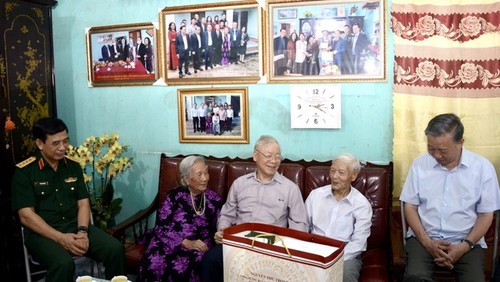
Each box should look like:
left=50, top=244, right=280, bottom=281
left=305, top=185, right=373, bottom=261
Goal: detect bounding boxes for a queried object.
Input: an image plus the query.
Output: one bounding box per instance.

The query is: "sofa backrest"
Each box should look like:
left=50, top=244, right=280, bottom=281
left=158, top=156, right=229, bottom=204
left=304, top=165, right=391, bottom=249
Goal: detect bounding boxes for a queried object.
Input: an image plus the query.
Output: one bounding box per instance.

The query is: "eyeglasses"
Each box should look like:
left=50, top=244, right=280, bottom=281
left=255, top=150, right=282, bottom=161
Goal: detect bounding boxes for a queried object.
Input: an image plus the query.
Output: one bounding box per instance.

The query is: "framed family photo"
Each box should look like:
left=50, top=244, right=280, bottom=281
left=177, top=87, right=249, bottom=144
left=86, top=22, right=158, bottom=87
left=267, top=0, right=386, bottom=83
left=159, top=1, right=263, bottom=85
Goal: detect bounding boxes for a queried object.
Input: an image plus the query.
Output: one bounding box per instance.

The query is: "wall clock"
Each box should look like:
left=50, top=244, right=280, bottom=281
left=290, top=85, right=341, bottom=129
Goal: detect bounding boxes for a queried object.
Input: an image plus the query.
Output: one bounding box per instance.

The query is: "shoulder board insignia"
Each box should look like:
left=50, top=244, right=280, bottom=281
left=16, top=156, right=36, bottom=168
left=65, top=155, right=80, bottom=163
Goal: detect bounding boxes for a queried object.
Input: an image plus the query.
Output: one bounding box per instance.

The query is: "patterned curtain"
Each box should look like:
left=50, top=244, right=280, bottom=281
left=391, top=0, right=500, bottom=201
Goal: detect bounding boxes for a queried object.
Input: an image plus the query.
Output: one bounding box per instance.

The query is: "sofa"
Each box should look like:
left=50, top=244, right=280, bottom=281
left=108, top=153, right=394, bottom=281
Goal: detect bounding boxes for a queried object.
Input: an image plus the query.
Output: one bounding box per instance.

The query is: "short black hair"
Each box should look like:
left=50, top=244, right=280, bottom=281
left=425, top=113, right=464, bottom=142
left=32, top=117, right=68, bottom=143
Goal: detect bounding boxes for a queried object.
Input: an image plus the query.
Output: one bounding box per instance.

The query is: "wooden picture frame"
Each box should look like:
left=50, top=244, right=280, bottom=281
left=267, top=0, right=386, bottom=83
left=159, top=1, right=263, bottom=85
left=177, top=87, right=249, bottom=144
left=86, top=22, right=158, bottom=87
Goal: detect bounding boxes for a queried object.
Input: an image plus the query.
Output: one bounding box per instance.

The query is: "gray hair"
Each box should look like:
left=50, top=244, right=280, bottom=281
left=424, top=113, right=464, bottom=142
left=179, top=155, right=206, bottom=185
left=254, top=135, right=280, bottom=151
left=332, top=153, right=361, bottom=172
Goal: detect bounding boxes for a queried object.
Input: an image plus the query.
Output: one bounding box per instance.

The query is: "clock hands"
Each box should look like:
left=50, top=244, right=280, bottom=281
left=309, top=103, right=326, bottom=113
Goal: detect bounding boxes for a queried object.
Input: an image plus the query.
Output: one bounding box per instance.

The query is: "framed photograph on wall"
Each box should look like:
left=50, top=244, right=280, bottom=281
left=86, top=22, right=158, bottom=87
left=266, top=0, right=386, bottom=83
left=160, top=1, right=263, bottom=85
left=177, top=87, right=249, bottom=144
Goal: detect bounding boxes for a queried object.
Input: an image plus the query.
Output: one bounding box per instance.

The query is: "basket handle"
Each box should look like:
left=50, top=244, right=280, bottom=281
left=251, top=233, right=291, bottom=257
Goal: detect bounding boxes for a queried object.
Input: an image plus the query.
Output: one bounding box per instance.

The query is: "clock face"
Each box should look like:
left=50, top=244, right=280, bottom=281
left=290, top=85, right=341, bottom=129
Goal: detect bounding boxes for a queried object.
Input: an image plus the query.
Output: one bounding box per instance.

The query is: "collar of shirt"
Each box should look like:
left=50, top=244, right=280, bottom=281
left=35, top=150, right=69, bottom=170
left=318, top=185, right=356, bottom=205
left=430, top=147, right=471, bottom=171
left=243, top=170, right=287, bottom=185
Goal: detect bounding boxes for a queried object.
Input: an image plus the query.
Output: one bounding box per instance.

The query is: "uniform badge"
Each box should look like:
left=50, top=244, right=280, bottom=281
left=65, top=177, right=78, bottom=183
left=16, top=156, right=36, bottom=168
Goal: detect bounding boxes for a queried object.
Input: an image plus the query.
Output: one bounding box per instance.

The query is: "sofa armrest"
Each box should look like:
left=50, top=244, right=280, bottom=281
left=106, top=193, right=159, bottom=244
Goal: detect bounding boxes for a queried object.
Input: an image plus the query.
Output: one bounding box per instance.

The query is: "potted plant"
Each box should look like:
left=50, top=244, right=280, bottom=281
left=67, top=133, right=132, bottom=229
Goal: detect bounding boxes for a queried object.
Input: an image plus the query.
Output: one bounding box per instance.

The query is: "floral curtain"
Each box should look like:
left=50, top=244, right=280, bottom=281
left=391, top=0, right=500, bottom=200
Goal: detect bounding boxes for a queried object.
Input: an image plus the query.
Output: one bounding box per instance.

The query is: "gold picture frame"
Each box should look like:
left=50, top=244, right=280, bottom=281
left=177, top=87, right=249, bottom=144
left=86, top=22, right=159, bottom=87
left=159, top=1, right=264, bottom=85
left=266, top=0, right=386, bottom=83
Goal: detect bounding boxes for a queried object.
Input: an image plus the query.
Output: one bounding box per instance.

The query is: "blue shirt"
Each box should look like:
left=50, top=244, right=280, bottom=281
left=400, top=148, right=500, bottom=247
left=305, top=185, right=372, bottom=260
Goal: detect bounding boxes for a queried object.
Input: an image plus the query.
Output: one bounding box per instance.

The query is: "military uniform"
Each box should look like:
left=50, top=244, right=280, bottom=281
left=12, top=151, right=125, bottom=281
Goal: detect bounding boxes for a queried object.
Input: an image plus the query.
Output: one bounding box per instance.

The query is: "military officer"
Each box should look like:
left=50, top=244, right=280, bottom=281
left=11, top=117, right=125, bottom=281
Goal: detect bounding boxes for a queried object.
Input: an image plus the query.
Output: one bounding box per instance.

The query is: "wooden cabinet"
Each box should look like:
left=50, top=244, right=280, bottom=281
left=0, top=0, right=57, bottom=280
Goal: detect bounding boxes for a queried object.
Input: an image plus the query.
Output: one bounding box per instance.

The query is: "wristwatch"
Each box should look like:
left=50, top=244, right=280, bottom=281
left=462, top=239, right=474, bottom=249
left=78, top=225, right=89, bottom=233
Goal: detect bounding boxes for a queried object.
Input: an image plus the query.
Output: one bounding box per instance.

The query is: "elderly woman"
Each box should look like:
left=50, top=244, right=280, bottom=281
left=138, top=155, right=223, bottom=282
left=305, top=153, right=373, bottom=282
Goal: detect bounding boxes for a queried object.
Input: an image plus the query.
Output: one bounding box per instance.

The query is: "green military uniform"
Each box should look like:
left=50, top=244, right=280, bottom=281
left=12, top=150, right=125, bottom=281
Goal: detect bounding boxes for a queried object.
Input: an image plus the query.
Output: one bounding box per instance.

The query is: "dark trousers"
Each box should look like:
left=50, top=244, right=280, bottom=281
left=192, top=49, right=202, bottom=70
left=230, top=43, right=238, bottom=63
left=200, top=116, right=206, bottom=132
left=26, top=225, right=125, bottom=281
left=201, top=244, right=223, bottom=282
left=193, top=117, right=199, bottom=132
left=214, top=45, right=222, bottom=65
left=404, top=237, right=485, bottom=282
left=178, top=53, right=190, bottom=75
left=205, top=46, right=214, bottom=68
left=227, top=117, right=232, bottom=131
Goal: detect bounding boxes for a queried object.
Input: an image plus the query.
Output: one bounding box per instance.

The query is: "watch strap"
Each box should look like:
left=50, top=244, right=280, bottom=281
left=462, top=238, right=474, bottom=249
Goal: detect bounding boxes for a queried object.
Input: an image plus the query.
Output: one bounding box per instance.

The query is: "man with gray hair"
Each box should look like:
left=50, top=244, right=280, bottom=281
left=400, top=113, right=500, bottom=281
left=305, top=153, right=372, bottom=282
left=201, top=135, right=308, bottom=282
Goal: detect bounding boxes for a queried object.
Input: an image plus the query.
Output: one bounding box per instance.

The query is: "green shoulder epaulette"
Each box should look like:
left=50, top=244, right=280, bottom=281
left=16, top=156, right=36, bottom=168
left=65, top=155, right=80, bottom=163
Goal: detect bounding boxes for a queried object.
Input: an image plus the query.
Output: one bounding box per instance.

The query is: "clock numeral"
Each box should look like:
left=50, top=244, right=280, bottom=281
left=330, top=103, right=335, bottom=109
left=312, top=89, right=319, bottom=95
left=297, top=103, right=301, bottom=110
left=314, top=118, right=318, bottom=124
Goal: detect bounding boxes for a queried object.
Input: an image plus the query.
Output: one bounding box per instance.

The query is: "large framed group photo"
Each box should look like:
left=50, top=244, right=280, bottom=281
left=177, top=87, right=249, bottom=144
left=267, top=0, right=386, bottom=83
left=86, top=22, right=158, bottom=87
left=160, top=1, right=263, bottom=85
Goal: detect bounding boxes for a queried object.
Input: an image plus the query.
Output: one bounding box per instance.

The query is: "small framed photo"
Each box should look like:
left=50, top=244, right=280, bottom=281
left=177, top=87, right=249, bottom=144
left=267, top=0, right=386, bottom=83
left=160, top=1, right=263, bottom=85
left=86, top=22, right=158, bottom=87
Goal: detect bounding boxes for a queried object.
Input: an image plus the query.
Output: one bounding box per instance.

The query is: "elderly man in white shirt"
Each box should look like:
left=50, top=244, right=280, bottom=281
left=305, top=153, right=372, bottom=282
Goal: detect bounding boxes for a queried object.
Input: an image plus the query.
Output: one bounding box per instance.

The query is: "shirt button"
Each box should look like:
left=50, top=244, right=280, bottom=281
left=55, top=189, right=58, bottom=192
left=62, top=217, right=65, bottom=220
left=71, top=187, right=75, bottom=190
